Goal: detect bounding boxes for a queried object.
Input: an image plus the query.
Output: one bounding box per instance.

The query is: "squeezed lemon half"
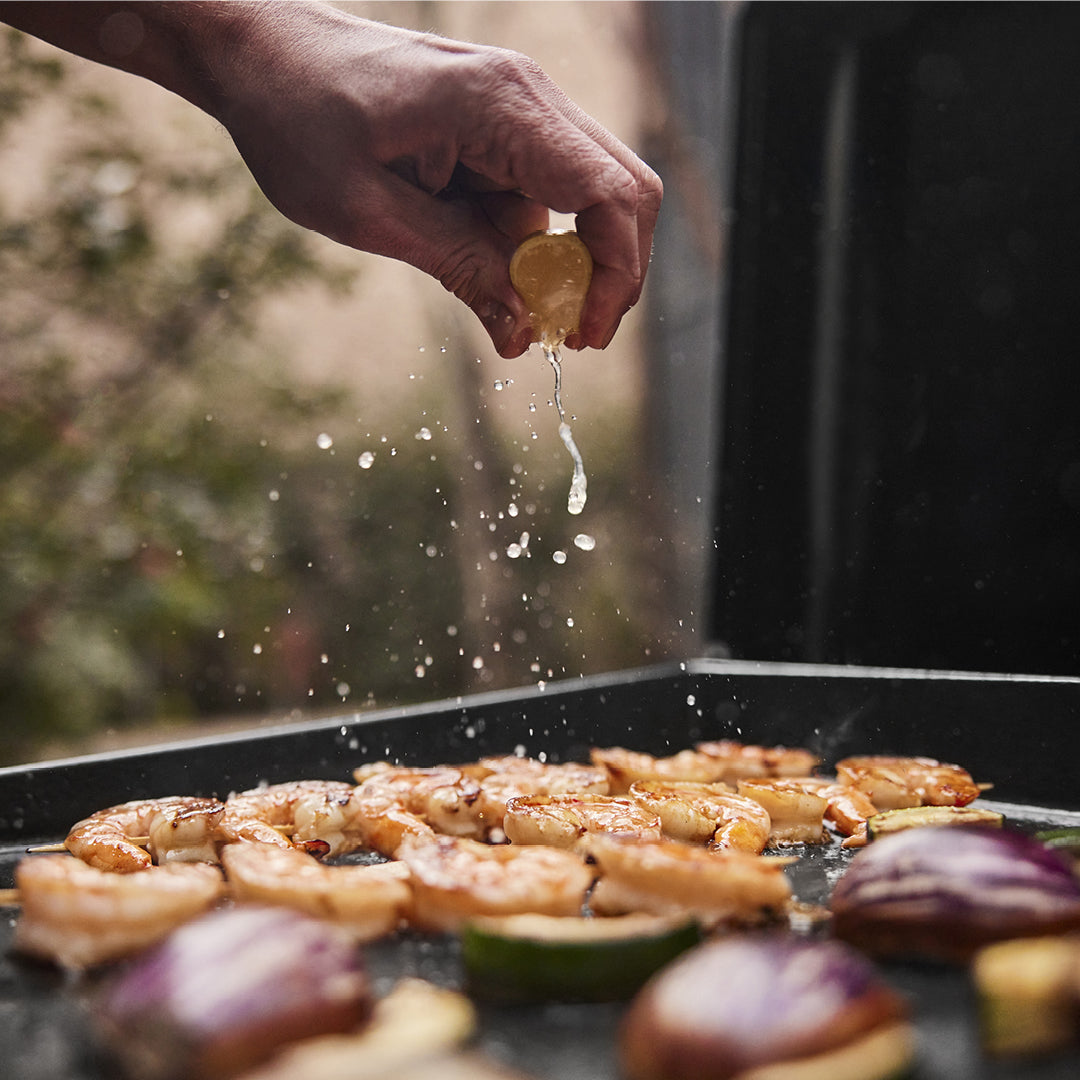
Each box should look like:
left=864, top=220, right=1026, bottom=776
left=509, top=229, right=593, bottom=345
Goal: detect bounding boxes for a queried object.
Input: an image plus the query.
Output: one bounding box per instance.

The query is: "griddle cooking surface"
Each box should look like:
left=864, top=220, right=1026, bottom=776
left=2, top=660, right=1080, bottom=1079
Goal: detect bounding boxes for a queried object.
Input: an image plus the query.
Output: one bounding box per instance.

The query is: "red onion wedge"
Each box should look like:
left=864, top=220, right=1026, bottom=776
left=831, top=825, right=1080, bottom=963
left=95, top=905, right=373, bottom=1080
left=619, top=934, right=913, bottom=1080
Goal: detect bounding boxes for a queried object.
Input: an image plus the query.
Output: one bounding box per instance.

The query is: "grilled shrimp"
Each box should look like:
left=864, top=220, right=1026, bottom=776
left=735, top=778, right=829, bottom=845
left=835, top=755, right=983, bottom=810
left=592, top=740, right=819, bottom=794
left=289, top=785, right=437, bottom=860
left=695, top=739, right=820, bottom=782
left=353, top=765, right=487, bottom=839
left=782, top=777, right=893, bottom=848
left=65, top=795, right=225, bottom=872
left=583, top=834, right=793, bottom=929
left=219, top=780, right=354, bottom=849
left=628, top=780, right=772, bottom=853
left=221, top=843, right=411, bottom=941
left=462, top=755, right=610, bottom=840
left=398, top=833, right=593, bottom=932
left=502, top=793, right=663, bottom=850
left=590, top=747, right=734, bottom=794
left=14, top=854, right=224, bottom=969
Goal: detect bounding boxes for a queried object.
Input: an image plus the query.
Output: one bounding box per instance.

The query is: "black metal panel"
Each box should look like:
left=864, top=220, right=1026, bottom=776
left=710, top=1, right=1080, bottom=674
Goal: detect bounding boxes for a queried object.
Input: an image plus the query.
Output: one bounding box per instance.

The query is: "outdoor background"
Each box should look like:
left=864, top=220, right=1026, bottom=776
left=0, top=2, right=729, bottom=764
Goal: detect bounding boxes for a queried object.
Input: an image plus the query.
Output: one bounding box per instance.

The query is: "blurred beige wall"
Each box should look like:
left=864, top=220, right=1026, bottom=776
left=2, top=2, right=657, bottom=433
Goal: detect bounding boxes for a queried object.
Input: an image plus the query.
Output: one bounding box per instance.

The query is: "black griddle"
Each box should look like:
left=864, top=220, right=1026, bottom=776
left=3, top=658, right=1080, bottom=1080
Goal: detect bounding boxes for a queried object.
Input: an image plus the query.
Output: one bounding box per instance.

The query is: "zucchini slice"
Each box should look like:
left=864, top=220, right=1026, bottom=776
left=973, top=936, right=1080, bottom=1056
left=866, top=804, right=1004, bottom=840
left=1036, top=827, right=1080, bottom=858
left=460, top=912, right=700, bottom=1003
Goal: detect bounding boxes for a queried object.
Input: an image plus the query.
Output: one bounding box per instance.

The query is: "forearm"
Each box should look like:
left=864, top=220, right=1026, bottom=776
left=0, top=1, right=273, bottom=120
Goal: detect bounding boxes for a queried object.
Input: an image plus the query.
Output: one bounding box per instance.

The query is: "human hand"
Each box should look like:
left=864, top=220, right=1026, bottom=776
left=0, top=1, right=662, bottom=357
left=208, top=4, right=663, bottom=357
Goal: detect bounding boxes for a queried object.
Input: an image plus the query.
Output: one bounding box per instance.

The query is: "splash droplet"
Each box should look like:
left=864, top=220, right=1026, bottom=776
left=573, top=533, right=596, bottom=551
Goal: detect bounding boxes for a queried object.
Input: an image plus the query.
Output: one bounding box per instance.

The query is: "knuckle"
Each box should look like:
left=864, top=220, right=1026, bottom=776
left=431, top=242, right=488, bottom=307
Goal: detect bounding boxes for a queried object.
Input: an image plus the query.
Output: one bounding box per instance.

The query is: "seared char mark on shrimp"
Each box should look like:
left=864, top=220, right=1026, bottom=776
left=65, top=796, right=225, bottom=873
left=503, top=793, right=663, bottom=850
left=627, top=780, right=772, bottom=854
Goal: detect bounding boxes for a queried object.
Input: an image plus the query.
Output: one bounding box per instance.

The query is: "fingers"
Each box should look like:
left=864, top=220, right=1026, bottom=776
left=454, top=56, right=663, bottom=351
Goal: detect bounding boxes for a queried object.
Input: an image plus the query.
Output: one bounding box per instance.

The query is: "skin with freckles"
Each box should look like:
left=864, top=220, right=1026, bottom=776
left=0, top=1, right=662, bottom=357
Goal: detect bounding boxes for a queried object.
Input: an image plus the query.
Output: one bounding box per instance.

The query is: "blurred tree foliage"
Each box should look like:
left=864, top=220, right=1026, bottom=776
left=0, top=29, right=446, bottom=762
left=0, top=29, right=666, bottom=766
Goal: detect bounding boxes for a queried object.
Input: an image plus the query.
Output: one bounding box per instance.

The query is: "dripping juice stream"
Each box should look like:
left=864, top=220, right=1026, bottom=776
left=542, top=342, right=587, bottom=516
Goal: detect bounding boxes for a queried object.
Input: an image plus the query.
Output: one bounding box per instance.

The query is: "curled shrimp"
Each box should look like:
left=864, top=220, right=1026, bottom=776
left=502, top=793, right=663, bottom=850
left=462, top=755, right=610, bottom=840
left=14, top=854, right=224, bottom=969
left=591, top=740, right=820, bottom=794
left=353, top=765, right=486, bottom=839
left=219, top=780, right=354, bottom=849
left=735, top=778, right=830, bottom=845
left=628, top=780, right=772, bottom=853
left=221, top=842, right=411, bottom=942
left=397, top=833, right=593, bottom=932
left=583, top=834, right=793, bottom=929
left=590, top=746, right=734, bottom=794
left=65, top=795, right=225, bottom=873
left=292, top=786, right=437, bottom=861
left=835, top=755, right=983, bottom=811
left=783, top=777, right=890, bottom=848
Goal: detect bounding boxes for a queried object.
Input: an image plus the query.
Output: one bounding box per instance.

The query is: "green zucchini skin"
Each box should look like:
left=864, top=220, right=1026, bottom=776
left=461, top=915, right=702, bottom=1003
left=1036, top=826, right=1080, bottom=858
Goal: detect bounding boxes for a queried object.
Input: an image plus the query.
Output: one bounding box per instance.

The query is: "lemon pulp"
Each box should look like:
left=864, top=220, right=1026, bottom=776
left=509, top=229, right=593, bottom=347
